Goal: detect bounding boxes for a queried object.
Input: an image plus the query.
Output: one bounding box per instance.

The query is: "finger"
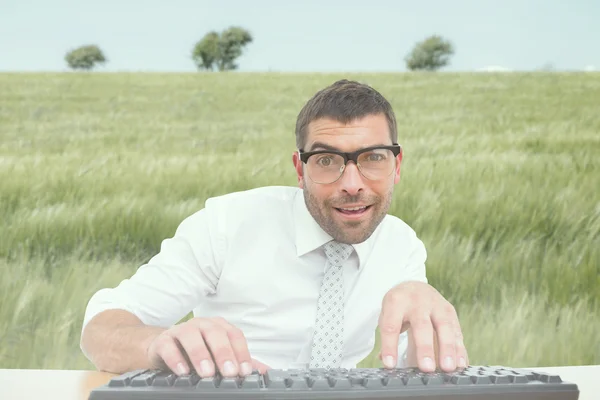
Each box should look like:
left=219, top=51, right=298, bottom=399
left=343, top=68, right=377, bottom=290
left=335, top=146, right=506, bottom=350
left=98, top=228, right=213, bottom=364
left=377, top=301, right=403, bottom=368
left=225, top=325, right=253, bottom=376
left=432, top=303, right=464, bottom=371
left=432, top=314, right=457, bottom=371
left=410, top=315, right=436, bottom=372
left=152, top=334, right=191, bottom=376
left=198, top=320, right=239, bottom=377
left=174, top=326, right=215, bottom=377
left=251, top=358, right=271, bottom=374
left=208, top=318, right=253, bottom=376
left=455, top=327, right=468, bottom=369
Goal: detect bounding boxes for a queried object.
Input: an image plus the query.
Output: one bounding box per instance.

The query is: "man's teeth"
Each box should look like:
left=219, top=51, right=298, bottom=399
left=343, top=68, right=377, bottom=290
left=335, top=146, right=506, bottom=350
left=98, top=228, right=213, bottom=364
left=340, top=206, right=367, bottom=211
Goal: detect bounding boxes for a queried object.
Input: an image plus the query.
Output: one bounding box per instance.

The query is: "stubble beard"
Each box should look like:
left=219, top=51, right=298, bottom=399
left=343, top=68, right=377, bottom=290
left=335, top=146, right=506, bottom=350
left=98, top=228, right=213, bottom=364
left=303, top=185, right=393, bottom=244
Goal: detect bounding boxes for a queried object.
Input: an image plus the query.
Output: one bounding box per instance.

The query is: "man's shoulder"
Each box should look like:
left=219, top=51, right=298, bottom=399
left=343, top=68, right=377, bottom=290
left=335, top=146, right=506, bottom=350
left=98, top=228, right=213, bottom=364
left=200, top=186, right=301, bottom=225
left=177, top=186, right=299, bottom=237
left=205, top=185, right=300, bottom=210
left=375, top=213, right=425, bottom=251
left=381, top=213, right=419, bottom=238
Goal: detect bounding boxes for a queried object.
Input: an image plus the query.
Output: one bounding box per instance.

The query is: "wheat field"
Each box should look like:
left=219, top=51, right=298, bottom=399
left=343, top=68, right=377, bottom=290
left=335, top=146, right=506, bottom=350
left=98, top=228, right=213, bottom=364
left=0, top=72, right=598, bottom=370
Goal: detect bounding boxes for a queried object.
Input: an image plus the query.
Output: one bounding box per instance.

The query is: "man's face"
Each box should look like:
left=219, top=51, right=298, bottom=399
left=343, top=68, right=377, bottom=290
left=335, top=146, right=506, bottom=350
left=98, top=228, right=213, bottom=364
left=292, top=113, right=402, bottom=244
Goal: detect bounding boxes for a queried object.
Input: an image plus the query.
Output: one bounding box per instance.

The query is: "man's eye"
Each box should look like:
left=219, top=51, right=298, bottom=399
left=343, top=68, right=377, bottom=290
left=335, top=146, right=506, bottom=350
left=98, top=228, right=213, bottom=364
left=317, top=156, right=333, bottom=166
left=363, top=153, right=385, bottom=162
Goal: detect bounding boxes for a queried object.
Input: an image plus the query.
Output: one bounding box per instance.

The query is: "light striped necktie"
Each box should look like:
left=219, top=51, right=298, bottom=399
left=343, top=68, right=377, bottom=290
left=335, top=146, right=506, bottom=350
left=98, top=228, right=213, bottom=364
left=309, top=240, right=354, bottom=369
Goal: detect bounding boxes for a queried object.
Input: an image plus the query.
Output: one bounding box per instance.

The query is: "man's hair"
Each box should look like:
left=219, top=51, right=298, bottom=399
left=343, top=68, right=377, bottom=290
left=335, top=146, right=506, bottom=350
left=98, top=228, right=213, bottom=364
left=294, top=79, right=398, bottom=150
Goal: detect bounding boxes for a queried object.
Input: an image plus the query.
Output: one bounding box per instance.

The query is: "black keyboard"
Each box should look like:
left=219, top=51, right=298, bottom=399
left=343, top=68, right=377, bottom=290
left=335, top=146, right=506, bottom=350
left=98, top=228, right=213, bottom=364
left=88, top=365, right=579, bottom=400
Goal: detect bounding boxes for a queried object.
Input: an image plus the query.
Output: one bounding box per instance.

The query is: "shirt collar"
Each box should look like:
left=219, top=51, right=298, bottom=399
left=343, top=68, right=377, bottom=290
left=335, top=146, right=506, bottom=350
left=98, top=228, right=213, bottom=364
left=292, top=189, right=375, bottom=268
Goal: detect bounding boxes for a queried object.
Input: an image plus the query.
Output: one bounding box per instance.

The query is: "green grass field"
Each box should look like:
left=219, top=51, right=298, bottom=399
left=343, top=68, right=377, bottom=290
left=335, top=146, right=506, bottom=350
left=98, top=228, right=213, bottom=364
left=0, top=72, right=598, bottom=371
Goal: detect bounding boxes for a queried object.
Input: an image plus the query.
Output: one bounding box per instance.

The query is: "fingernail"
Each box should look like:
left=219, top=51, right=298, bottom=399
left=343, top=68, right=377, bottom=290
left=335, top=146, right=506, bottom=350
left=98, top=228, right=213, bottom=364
left=459, top=357, right=466, bottom=368
left=200, top=359, right=213, bottom=376
left=444, top=356, right=455, bottom=369
left=176, top=362, right=188, bottom=375
left=383, top=356, right=395, bottom=368
left=422, top=357, right=435, bottom=371
left=240, top=362, right=252, bottom=376
left=223, top=360, right=236, bottom=376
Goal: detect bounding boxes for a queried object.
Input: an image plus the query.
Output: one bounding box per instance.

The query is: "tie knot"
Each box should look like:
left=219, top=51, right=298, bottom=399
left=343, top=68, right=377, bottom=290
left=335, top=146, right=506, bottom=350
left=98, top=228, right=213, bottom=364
left=324, top=241, right=354, bottom=266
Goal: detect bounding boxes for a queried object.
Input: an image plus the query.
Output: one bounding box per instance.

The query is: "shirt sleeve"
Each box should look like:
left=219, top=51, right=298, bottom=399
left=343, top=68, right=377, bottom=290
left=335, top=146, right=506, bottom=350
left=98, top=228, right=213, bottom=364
left=81, top=206, right=223, bottom=332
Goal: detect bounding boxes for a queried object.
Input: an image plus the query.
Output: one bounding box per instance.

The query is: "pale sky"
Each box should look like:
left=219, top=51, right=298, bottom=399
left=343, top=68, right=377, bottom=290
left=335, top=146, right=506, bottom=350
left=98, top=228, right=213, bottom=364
left=1, top=0, right=598, bottom=72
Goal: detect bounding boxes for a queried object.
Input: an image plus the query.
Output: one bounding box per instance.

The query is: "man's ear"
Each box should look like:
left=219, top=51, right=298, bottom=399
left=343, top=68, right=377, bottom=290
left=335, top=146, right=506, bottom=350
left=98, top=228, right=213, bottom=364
left=292, top=151, right=304, bottom=189
left=393, top=147, right=403, bottom=184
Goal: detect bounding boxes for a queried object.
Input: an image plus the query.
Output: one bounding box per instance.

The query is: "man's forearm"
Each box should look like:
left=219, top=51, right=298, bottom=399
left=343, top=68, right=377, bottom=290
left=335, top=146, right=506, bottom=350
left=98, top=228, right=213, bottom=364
left=80, top=309, right=166, bottom=374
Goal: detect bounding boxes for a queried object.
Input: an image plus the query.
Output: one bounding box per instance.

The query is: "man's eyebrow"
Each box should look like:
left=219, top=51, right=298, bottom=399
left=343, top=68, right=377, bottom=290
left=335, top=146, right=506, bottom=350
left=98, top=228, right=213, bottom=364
left=306, top=142, right=393, bottom=152
left=307, top=142, right=341, bottom=152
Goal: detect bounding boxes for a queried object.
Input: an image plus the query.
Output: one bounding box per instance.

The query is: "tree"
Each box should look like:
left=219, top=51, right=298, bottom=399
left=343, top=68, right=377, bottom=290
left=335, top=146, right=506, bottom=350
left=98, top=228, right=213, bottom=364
left=192, top=26, right=253, bottom=71
left=65, top=45, right=107, bottom=70
left=405, top=35, right=454, bottom=71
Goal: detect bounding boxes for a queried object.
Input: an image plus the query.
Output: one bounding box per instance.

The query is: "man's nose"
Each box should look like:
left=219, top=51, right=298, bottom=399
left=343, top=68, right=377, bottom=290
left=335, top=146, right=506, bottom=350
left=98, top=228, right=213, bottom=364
left=338, top=162, right=364, bottom=195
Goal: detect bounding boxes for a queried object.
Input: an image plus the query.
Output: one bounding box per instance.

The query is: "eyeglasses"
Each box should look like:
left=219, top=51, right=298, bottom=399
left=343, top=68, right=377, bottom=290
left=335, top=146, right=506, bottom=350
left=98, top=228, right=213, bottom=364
left=298, top=144, right=401, bottom=184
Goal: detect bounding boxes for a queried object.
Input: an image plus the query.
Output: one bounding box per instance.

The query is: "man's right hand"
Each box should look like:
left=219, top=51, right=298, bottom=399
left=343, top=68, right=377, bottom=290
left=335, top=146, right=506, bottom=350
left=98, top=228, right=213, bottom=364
left=146, top=316, right=269, bottom=378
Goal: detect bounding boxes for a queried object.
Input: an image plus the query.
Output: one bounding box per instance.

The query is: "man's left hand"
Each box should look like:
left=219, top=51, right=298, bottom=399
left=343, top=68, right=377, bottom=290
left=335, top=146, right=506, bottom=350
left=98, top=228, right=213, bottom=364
left=378, top=281, right=468, bottom=372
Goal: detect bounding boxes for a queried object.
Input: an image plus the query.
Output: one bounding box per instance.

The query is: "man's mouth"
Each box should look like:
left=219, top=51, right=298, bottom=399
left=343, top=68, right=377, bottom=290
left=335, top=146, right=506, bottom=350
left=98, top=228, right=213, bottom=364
left=334, top=205, right=372, bottom=216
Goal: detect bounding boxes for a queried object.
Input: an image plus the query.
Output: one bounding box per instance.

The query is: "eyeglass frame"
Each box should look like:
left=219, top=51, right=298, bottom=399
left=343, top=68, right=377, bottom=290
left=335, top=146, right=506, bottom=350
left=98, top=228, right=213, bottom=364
left=298, top=144, right=402, bottom=183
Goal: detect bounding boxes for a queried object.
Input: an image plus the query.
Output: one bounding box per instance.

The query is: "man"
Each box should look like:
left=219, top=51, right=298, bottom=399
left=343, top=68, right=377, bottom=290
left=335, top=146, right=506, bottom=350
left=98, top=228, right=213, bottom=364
left=80, top=79, right=468, bottom=379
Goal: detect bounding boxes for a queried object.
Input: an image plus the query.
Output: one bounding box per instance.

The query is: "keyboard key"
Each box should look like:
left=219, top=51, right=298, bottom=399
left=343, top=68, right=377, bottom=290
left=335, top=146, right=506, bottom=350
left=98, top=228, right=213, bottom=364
left=309, top=376, right=331, bottom=389
left=348, top=373, right=365, bottom=386
left=510, top=368, right=536, bottom=379
left=489, top=374, right=511, bottom=384
left=328, top=376, right=352, bottom=389
left=218, top=377, right=240, bottom=389
left=451, top=374, right=473, bottom=384
left=384, top=375, right=405, bottom=387
left=309, top=368, right=328, bottom=374
left=362, top=377, right=385, bottom=389
left=264, top=370, right=290, bottom=388
left=107, top=369, right=146, bottom=387
left=289, top=375, right=310, bottom=390
left=424, top=373, right=445, bottom=385
left=196, top=377, right=219, bottom=388
left=471, top=375, right=492, bottom=384
left=173, top=374, right=199, bottom=386
left=510, top=375, right=530, bottom=383
left=152, top=372, right=176, bottom=386
left=404, top=375, right=425, bottom=385
left=538, top=373, right=562, bottom=383
left=130, top=371, right=157, bottom=387
left=240, top=374, right=261, bottom=389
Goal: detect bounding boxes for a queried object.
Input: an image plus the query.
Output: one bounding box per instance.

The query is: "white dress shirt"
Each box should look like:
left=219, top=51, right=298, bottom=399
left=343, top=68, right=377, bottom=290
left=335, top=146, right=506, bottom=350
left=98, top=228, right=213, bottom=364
left=82, top=186, right=428, bottom=369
